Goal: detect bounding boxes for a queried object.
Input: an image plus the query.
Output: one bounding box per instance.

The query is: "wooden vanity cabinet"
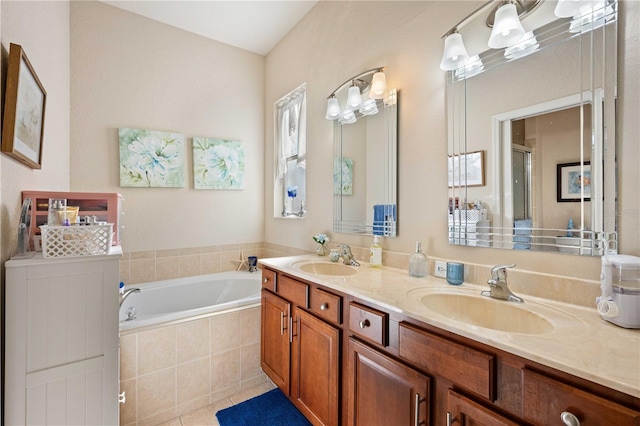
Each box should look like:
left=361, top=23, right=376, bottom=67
left=260, top=269, right=341, bottom=426
left=346, top=337, right=430, bottom=426
left=261, top=266, right=640, bottom=426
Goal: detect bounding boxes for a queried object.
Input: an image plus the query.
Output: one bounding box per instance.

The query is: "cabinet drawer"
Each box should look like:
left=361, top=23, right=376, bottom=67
left=310, top=288, right=342, bottom=324
left=398, top=322, right=495, bottom=401
left=277, top=275, right=309, bottom=308
left=262, top=269, right=277, bottom=292
left=349, top=303, right=388, bottom=346
left=523, top=369, right=640, bottom=425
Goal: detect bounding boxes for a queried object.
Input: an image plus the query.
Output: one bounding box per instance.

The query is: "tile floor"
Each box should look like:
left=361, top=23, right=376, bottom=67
left=156, top=381, right=276, bottom=426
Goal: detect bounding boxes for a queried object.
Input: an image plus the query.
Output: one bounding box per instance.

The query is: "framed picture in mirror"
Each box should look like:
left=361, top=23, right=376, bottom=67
left=557, top=161, right=591, bottom=202
left=1, top=43, right=46, bottom=169
left=448, top=150, right=485, bottom=188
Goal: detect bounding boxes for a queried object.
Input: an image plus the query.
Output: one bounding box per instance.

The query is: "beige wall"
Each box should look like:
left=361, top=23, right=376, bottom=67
left=69, top=1, right=265, bottom=253
left=1, top=1, right=71, bottom=262
left=264, top=1, right=640, bottom=280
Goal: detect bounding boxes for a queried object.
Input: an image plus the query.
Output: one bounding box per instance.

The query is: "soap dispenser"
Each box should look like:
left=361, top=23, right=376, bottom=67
left=409, top=241, right=427, bottom=278
left=369, top=235, right=382, bottom=268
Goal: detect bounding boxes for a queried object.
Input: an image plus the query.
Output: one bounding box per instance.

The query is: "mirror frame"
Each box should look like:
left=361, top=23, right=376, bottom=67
left=446, top=1, right=618, bottom=256
left=333, top=90, right=398, bottom=237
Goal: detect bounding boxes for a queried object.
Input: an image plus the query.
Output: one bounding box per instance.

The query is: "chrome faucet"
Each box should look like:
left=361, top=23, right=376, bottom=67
left=339, top=245, right=360, bottom=266
left=481, top=264, right=523, bottom=303
left=119, top=287, right=140, bottom=308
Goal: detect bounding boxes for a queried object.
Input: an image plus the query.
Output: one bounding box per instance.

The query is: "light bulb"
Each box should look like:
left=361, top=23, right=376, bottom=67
left=325, top=96, right=341, bottom=120
left=488, top=3, right=525, bottom=49
left=347, top=85, right=363, bottom=109
left=440, top=32, right=470, bottom=71
left=370, top=71, right=387, bottom=99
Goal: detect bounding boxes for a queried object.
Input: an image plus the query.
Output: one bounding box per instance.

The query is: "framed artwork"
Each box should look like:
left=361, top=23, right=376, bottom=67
left=448, top=150, right=485, bottom=187
left=557, top=161, right=591, bottom=202
left=1, top=43, right=46, bottom=169
left=334, top=157, right=353, bottom=195
left=192, top=137, right=245, bottom=189
left=119, top=128, right=185, bottom=187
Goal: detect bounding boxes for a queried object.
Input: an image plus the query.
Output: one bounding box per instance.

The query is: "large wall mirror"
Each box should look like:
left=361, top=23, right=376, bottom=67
left=445, top=0, right=618, bottom=256
left=329, top=68, right=398, bottom=237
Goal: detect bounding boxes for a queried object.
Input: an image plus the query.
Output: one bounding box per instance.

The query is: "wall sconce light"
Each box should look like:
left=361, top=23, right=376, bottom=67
left=325, top=67, right=387, bottom=121
left=440, top=32, right=470, bottom=71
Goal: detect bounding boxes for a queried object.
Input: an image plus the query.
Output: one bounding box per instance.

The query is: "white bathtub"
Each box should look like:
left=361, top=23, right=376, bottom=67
left=119, top=271, right=261, bottom=331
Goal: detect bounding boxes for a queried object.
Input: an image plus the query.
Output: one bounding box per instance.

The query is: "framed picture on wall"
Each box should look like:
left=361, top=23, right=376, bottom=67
left=1, top=43, right=47, bottom=169
left=448, top=150, right=485, bottom=187
left=557, top=161, right=591, bottom=202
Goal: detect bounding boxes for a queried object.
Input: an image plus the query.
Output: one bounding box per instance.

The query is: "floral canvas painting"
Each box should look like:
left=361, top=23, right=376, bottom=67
left=334, top=157, right=353, bottom=195
left=119, top=128, right=185, bottom=187
left=193, top=137, right=245, bottom=189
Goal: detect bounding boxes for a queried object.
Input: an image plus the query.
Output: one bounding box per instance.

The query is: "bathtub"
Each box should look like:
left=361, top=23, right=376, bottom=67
left=119, top=270, right=262, bottom=331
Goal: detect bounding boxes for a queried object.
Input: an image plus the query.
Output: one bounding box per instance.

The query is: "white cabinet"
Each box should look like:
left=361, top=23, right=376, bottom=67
left=5, top=249, right=121, bottom=426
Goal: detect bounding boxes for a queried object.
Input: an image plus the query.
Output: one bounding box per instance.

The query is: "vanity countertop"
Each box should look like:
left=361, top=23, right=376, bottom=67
left=260, top=255, right=640, bottom=398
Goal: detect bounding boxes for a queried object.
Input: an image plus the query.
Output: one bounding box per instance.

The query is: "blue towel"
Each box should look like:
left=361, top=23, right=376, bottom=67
left=513, top=219, right=532, bottom=250
left=373, top=204, right=397, bottom=236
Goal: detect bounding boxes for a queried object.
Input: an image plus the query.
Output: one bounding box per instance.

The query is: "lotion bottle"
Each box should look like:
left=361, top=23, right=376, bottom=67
left=409, top=241, right=427, bottom=278
left=369, top=235, right=382, bottom=268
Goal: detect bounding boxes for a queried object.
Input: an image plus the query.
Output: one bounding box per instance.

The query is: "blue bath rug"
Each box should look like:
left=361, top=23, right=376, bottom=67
left=216, top=388, right=311, bottom=426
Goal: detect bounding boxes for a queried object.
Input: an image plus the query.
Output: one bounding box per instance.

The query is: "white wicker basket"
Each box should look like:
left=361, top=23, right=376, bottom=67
left=452, top=209, right=488, bottom=222
left=40, top=224, right=113, bottom=258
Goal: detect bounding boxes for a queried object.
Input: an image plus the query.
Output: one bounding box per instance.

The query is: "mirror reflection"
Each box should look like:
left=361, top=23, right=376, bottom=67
left=446, top=0, right=617, bottom=256
left=328, top=68, right=398, bottom=237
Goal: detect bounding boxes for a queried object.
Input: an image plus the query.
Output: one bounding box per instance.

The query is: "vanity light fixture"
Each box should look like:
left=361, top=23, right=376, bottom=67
left=325, top=95, right=341, bottom=120
left=325, top=67, right=387, bottom=121
left=488, top=2, right=526, bottom=48
left=347, top=82, right=363, bottom=109
left=439, top=32, right=470, bottom=71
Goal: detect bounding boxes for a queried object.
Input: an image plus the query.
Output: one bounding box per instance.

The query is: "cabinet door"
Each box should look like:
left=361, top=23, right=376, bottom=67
left=447, top=389, right=519, bottom=426
left=291, top=307, right=340, bottom=426
left=347, top=338, right=430, bottom=426
left=261, top=290, right=291, bottom=393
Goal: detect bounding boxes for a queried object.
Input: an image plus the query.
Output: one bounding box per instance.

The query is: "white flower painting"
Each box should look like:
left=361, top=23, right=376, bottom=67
left=119, top=128, right=185, bottom=187
left=193, top=137, right=245, bottom=189
left=334, top=157, right=353, bottom=195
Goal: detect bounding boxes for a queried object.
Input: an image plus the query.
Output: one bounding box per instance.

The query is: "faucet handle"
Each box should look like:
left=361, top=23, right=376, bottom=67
left=491, top=264, right=516, bottom=280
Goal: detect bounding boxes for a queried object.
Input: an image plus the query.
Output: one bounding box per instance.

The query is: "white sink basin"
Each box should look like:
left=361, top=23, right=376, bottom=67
left=420, top=293, right=554, bottom=334
left=292, top=261, right=357, bottom=276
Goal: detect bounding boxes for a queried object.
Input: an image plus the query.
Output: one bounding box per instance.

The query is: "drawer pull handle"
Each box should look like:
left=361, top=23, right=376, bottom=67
left=414, top=393, right=425, bottom=426
left=561, top=411, right=580, bottom=426
left=320, top=303, right=329, bottom=310
left=263, top=277, right=269, bottom=283
left=359, top=319, right=370, bottom=329
left=446, top=412, right=455, bottom=426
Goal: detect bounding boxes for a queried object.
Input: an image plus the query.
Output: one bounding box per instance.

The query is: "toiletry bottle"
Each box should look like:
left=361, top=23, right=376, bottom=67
left=370, top=235, right=382, bottom=268
left=567, top=218, right=574, bottom=237
left=409, top=241, right=427, bottom=278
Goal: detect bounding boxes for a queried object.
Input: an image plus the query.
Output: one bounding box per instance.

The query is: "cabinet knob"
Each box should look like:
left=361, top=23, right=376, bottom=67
left=561, top=411, right=580, bottom=426
left=263, top=277, right=269, bottom=283
left=320, top=303, right=329, bottom=310
left=359, top=319, right=370, bottom=329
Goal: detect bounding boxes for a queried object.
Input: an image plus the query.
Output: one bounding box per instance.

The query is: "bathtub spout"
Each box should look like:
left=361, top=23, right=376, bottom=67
left=119, top=288, right=140, bottom=308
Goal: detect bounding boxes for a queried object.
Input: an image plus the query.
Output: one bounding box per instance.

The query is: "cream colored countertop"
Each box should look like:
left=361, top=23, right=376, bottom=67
left=260, top=255, right=640, bottom=398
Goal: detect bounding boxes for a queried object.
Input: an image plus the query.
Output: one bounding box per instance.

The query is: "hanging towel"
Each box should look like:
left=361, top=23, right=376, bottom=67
left=373, top=204, right=397, bottom=236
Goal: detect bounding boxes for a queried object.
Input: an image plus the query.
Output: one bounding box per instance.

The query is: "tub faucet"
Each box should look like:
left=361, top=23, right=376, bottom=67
left=481, top=264, right=523, bottom=303
left=119, top=288, right=140, bottom=308
left=339, top=245, right=360, bottom=266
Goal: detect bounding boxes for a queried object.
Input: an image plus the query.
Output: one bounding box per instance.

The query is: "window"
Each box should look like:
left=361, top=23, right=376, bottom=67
left=275, top=84, right=306, bottom=217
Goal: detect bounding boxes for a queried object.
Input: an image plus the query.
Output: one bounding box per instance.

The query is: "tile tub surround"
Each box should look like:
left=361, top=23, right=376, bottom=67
left=119, top=306, right=268, bottom=426
left=119, top=242, right=311, bottom=285
left=261, top=254, right=640, bottom=398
